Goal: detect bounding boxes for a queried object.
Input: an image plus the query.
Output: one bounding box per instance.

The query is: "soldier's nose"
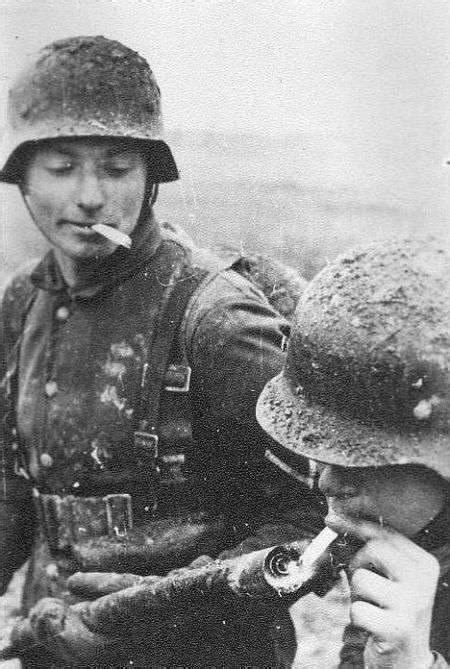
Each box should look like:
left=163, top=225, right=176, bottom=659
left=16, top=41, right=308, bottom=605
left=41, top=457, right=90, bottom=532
left=76, top=173, right=105, bottom=214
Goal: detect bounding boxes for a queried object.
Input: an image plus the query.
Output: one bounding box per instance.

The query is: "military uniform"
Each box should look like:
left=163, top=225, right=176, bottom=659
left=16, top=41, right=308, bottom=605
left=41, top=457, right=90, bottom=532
left=257, top=238, right=450, bottom=668
left=0, top=34, right=323, bottom=666
left=0, top=215, right=321, bottom=666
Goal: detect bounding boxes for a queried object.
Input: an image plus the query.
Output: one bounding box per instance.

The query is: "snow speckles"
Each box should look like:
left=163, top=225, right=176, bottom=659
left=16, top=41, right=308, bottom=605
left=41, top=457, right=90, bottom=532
left=413, top=395, right=441, bottom=421
left=100, top=385, right=126, bottom=411
left=103, top=360, right=127, bottom=379
left=110, top=342, right=135, bottom=359
left=90, top=441, right=103, bottom=468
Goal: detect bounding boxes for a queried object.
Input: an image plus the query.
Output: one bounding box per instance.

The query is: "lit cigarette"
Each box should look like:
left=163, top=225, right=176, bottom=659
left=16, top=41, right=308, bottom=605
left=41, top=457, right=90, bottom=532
left=91, top=224, right=132, bottom=249
left=299, top=527, right=338, bottom=569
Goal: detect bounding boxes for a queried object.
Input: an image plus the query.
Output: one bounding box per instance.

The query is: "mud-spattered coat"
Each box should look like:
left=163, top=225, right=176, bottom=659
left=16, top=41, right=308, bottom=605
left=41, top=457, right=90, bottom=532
left=0, top=218, right=321, bottom=667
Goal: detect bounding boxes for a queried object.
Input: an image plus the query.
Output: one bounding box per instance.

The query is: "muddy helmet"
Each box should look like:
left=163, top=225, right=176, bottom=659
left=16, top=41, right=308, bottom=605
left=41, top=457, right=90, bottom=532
left=256, top=237, right=450, bottom=481
left=0, top=35, right=178, bottom=184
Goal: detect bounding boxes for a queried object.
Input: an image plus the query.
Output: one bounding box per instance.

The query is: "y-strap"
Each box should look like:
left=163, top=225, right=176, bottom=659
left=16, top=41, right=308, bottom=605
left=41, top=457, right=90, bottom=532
left=133, top=260, right=208, bottom=494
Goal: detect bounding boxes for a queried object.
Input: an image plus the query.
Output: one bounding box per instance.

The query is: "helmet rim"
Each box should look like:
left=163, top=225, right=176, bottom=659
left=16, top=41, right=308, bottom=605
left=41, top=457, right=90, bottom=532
left=0, top=135, right=178, bottom=184
left=256, top=372, right=450, bottom=480
left=0, top=35, right=179, bottom=184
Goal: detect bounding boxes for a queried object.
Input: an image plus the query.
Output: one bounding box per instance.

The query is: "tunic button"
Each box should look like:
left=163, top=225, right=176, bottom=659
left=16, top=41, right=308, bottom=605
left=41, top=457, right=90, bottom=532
left=56, top=305, right=70, bottom=321
left=45, top=562, right=59, bottom=578
left=40, top=452, right=53, bottom=468
left=45, top=381, right=58, bottom=397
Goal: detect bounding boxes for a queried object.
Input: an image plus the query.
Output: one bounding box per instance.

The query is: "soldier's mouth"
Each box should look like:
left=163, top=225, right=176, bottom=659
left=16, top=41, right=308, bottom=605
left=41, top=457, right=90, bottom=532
left=325, top=497, right=379, bottom=526
left=59, top=220, right=131, bottom=248
left=60, top=220, right=116, bottom=229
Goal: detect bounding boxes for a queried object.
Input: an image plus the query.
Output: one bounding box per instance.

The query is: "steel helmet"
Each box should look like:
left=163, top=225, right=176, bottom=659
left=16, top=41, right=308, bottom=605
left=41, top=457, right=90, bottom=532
left=256, top=237, right=450, bottom=481
left=0, top=35, right=178, bottom=184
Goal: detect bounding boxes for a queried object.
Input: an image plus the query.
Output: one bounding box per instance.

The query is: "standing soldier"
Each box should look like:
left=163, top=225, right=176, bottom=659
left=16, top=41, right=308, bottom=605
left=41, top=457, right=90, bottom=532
left=0, top=36, right=321, bottom=666
left=257, top=238, right=450, bottom=667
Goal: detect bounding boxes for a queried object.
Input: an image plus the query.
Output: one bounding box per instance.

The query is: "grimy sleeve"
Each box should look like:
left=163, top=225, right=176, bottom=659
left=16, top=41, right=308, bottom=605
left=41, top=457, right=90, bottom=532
left=0, top=479, right=35, bottom=595
left=0, top=277, right=36, bottom=594
left=187, top=270, right=324, bottom=553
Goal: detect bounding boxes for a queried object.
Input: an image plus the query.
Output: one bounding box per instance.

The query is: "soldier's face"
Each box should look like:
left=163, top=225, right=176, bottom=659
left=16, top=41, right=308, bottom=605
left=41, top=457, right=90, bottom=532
left=21, top=138, right=147, bottom=260
left=318, top=463, right=446, bottom=537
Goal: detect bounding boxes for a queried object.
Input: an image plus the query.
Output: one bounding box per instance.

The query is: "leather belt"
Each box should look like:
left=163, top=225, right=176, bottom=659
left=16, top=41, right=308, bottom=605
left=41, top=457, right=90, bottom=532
left=35, top=492, right=133, bottom=553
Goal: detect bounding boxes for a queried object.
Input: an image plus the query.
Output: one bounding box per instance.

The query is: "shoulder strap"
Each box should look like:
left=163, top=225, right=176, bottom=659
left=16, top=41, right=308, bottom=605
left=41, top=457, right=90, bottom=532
left=134, top=240, right=295, bottom=492
left=134, top=263, right=209, bottom=439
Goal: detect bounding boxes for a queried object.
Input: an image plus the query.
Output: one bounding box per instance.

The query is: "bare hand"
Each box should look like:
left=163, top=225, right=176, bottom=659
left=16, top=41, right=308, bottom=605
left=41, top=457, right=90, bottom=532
left=328, top=517, right=439, bottom=669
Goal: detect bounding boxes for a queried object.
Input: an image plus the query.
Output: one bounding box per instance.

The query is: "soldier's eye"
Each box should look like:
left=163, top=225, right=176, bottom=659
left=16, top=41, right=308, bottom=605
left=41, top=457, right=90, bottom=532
left=105, top=164, right=131, bottom=177
left=47, top=162, right=73, bottom=175
left=103, top=151, right=140, bottom=177
left=43, top=154, right=74, bottom=174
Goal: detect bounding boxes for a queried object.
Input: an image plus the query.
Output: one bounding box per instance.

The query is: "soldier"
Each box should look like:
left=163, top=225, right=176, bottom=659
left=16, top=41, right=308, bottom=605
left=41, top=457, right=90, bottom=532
left=257, top=237, right=450, bottom=667
left=0, top=36, right=321, bottom=666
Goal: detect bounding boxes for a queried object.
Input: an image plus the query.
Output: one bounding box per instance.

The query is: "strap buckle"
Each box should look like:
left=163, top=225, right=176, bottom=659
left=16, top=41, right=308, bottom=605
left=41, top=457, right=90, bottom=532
left=133, top=431, right=159, bottom=472
left=164, top=364, right=191, bottom=393
left=104, top=493, right=133, bottom=537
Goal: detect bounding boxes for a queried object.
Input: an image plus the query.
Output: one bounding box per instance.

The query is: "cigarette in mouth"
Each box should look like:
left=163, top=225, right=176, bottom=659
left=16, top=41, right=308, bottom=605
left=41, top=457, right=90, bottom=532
left=91, top=223, right=132, bottom=249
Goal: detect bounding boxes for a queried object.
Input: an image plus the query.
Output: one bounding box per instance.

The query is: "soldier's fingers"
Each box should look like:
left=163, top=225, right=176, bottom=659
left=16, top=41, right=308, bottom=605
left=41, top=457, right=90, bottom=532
left=325, top=516, right=396, bottom=544
left=68, top=572, right=145, bottom=597
left=348, top=539, right=404, bottom=581
left=29, top=598, right=66, bottom=641
left=349, top=537, right=439, bottom=586
left=328, top=516, right=434, bottom=566
left=350, top=567, right=398, bottom=608
left=350, top=600, right=400, bottom=641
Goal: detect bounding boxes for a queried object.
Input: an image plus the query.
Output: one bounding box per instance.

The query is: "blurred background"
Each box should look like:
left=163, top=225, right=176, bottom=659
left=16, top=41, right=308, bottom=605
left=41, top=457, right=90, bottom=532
left=1, top=0, right=450, bottom=282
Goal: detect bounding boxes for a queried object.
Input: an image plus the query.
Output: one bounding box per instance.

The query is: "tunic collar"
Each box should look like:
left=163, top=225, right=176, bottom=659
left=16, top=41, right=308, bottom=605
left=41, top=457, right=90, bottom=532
left=30, top=213, right=162, bottom=299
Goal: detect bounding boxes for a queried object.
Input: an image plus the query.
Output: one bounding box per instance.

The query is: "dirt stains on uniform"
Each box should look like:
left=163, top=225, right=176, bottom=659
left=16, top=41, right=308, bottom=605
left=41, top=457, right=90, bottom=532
left=100, top=385, right=127, bottom=412
left=100, top=341, right=143, bottom=415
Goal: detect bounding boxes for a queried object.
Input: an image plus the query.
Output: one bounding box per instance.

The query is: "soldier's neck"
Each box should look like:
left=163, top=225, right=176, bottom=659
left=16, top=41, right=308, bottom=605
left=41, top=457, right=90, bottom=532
left=53, top=250, right=103, bottom=288
left=53, top=216, right=160, bottom=289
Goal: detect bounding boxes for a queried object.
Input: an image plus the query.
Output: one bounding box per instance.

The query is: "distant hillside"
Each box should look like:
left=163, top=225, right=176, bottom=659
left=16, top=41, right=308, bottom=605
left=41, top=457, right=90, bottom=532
left=0, top=129, right=445, bottom=283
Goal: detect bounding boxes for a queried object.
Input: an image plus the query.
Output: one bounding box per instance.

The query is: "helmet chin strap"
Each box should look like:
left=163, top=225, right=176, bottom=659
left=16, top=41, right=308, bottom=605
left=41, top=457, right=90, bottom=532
left=129, top=181, right=159, bottom=243
left=19, top=178, right=160, bottom=240
left=149, top=183, right=159, bottom=207
left=18, top=183, right=37, bottom=227
left=136, top=181, right=158, bottom=224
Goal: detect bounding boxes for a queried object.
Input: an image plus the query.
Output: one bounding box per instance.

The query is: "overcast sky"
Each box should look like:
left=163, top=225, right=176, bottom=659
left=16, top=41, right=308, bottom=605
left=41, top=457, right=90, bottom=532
left=1, top=0, right=450, bottom=226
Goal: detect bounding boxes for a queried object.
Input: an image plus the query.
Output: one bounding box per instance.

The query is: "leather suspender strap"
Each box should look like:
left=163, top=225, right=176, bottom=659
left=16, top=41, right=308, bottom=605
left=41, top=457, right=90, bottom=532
left=133, top=257, right=209, bottom=480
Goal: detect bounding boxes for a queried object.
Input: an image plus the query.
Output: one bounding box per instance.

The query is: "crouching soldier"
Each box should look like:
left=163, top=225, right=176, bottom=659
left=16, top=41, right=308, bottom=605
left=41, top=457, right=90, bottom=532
left=0, top=35, right=321, bottom=666
left=256, top=237, right=450, bottom=668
